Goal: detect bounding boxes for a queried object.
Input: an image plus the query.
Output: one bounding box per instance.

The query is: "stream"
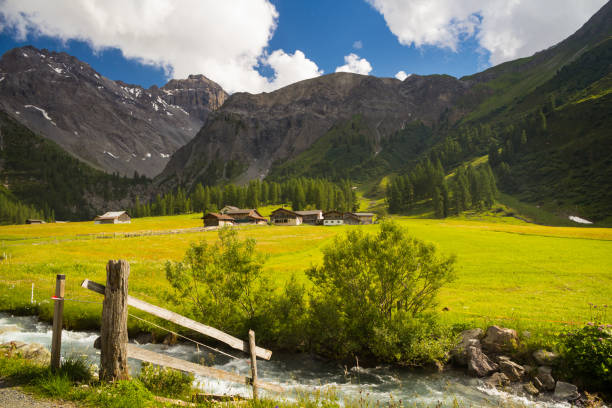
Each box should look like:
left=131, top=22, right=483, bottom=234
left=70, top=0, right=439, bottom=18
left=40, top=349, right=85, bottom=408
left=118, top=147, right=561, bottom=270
left=0, top=313, right=575, bottom=407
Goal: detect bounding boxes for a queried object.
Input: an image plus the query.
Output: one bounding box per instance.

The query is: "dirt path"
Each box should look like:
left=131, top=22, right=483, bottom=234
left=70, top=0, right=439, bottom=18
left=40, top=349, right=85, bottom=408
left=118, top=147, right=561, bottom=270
left=0, top=379, right=79, bottom=408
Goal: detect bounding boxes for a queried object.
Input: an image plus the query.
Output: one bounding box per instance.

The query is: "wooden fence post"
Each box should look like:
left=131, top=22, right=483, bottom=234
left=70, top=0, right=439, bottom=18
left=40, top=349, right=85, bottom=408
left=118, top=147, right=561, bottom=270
left=100, top=260, right=130, bottom=381
left=50, top=274, right=65, bottom=371
left=249, top=330, right=258, bottom=400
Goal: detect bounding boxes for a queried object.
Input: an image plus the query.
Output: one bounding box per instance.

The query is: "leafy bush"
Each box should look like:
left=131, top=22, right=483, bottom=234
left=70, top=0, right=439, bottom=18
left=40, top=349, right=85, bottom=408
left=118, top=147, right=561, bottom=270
left=86, top=380, right=155, bottom=408
left=306, top=221, right=456, bottom=365
left=558, top=322, right=612, bottom=391
left=138, top=362, right=194, bottom=398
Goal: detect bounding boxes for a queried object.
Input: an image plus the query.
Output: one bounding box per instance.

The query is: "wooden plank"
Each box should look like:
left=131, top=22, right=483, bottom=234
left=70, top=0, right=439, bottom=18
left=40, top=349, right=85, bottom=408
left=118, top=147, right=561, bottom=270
left=81, top=279, right=273, bottom=360
left=50, top=274, right=65, bottom=371
left=126, top=344, right=283, bottom=393
left=248, top=330, right=258, bottom=400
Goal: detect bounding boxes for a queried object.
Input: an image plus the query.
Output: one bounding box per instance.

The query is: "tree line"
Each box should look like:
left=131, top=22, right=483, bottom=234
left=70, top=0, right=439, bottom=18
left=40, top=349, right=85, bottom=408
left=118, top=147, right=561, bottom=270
left=386, top=157, right=498, bottom=217
left=131, top=178, right=359, bottom=217
left=0, top=190, right=52, bottom=225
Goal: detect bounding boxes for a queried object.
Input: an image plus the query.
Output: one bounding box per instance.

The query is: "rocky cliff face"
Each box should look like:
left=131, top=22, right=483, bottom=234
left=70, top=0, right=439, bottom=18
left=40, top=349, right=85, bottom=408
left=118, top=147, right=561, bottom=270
left=158, top=72, right=476, bottom=188
left=0, top=46, right=227, bottom=177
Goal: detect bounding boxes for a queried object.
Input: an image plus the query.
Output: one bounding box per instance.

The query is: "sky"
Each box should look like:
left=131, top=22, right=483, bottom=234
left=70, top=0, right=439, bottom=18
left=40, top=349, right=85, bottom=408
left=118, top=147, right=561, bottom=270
left=0, top=0, right=607, bottom=94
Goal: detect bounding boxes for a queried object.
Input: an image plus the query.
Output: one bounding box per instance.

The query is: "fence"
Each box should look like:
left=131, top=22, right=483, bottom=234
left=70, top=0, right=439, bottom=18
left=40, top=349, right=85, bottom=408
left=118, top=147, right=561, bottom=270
left=50, top=260, right=283, bottom=402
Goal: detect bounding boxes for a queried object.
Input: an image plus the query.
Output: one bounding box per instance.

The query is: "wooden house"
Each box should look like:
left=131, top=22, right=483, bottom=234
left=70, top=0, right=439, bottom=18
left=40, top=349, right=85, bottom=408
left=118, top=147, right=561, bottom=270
left=295, top=210, right=323, bottom=225
left=270, top=208, right=303, bottom=225
left=94, top=211, right=131, bottom=224
left=25, top=219, right=45, bottom=224
left=323, top=211, right=344, bottom=226
left=202, top=213, right=235, bottom=227
left=219, top=205, right=239, bottom=214
left=343, top=212, right=375, bottom=225
left=225, top=209, right=267, bottom=225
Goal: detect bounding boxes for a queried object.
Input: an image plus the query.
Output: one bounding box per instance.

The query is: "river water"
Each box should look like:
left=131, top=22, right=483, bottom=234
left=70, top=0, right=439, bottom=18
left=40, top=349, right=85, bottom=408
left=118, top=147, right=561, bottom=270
left=0, top=313, right=574, bottom=407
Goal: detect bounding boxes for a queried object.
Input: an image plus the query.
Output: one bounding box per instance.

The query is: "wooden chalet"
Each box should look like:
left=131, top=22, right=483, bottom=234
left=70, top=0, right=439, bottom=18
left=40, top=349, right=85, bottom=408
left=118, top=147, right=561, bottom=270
left=270, top=208, right=303, bottom=225
left=225, top=209, right=267, bottom=225
left=25, top=219, right=45, bottom=224
left=202, top=212, right=235, bottom=227
left=295, top=210, right=323, bottom=225
left=323, top=210, right=344, bottom=226
left=94, top=211, right=131, bottom=224
left=343, top=212, right=375, bottom=225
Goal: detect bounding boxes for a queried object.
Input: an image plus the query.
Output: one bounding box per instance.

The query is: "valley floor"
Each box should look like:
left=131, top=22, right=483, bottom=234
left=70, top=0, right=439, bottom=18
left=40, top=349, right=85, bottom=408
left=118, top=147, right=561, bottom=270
left=0, top=214, right=610, bottom=333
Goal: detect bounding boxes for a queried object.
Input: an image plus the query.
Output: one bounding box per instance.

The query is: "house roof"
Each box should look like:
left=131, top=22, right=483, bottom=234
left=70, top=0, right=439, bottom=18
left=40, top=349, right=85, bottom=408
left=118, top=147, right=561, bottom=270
left=202, top=212, right=234, bottom=220
left=351, top=212, right=375, bottom=217
left=294, top=210, right=322, bottom=216
left=270, top=208, right=301, bottom=217
left=221, top=205, right=239, bottom=211
left=94, top=211, right=129, bottom=220
left=225, top=208, right=255, bottom=214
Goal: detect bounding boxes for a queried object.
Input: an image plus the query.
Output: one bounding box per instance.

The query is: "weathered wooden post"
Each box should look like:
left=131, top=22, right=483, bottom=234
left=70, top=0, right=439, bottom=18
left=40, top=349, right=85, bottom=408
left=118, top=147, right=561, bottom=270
left=248, top=330, right=258, bottom=400
left=50, top=274, right=65, bottom=371
left=100, top=260, right=130, bottom=381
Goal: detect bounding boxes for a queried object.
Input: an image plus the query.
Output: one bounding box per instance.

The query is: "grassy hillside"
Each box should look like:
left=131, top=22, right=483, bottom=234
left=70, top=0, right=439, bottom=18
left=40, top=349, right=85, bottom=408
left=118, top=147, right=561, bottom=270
left=1, top=215, right=610, bottom=336
left=0, top=111, right=143, bottom=221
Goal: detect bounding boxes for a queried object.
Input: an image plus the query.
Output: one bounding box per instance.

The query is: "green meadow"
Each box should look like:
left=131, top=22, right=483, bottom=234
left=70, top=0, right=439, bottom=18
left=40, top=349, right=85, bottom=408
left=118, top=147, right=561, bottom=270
left=1, top=214, right=610, bottom=336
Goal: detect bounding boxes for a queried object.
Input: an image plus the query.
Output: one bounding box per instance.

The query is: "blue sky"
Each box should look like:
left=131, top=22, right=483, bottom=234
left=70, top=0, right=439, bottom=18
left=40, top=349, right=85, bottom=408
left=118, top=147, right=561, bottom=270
left=0, top=0, right=605, bottom=92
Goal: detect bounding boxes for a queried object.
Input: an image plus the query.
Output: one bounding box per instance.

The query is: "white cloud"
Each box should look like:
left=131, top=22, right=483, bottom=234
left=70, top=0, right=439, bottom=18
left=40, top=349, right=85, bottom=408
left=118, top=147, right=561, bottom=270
left=335, top=53, right=373, bottom=75
left=0, top=0, right=323, bottom=93
left=353, top=40, right=363, bottom=49
left=366, top=0, right=607, bottom=65
left=395, top=70, right=409, bottom=81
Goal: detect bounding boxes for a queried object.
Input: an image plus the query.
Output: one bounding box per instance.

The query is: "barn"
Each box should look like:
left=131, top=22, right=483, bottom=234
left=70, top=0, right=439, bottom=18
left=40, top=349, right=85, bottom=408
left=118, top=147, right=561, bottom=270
left=323, top=211, right=344, bottom=226
left=295, top=210, right=323, bottom=225
left=343, top=212, right=375, bottom=225
left=202, top=213, right=235, bottom=227
left=225, top=209, right=267, bottom=225
left=25, top=219, right=46, bottom=224
left=270, top=208, right=303, bottom=225
left=94, top=211, right=131, bottom=224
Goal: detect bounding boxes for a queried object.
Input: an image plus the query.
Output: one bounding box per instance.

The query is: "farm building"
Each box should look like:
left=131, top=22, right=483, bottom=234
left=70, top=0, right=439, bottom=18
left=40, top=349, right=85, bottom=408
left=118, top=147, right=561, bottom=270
left=295, top=210, right=323, bottom=225
left=225, top=209, right=267, bottom=225
left=270, top=208, right=303, bottom=225
left=94, top=211, right=131, bottom=224
left=323, top=211, right=344, bottom=226
left=202, top=213, right=235, bottom=227
left=343, top=212, right=375, bottom=225
left=25, top=219, right=45, bottom=224
left=219, top=205, right=239, bottom=214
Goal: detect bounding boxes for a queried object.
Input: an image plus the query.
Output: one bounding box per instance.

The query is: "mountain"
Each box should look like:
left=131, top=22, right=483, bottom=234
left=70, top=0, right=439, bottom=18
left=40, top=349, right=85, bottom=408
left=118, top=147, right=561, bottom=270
left=156, top=1, right=612, bottom=222
left=158, top=72, right=479, bottom=188
left=0, top=46, right=227, bottom=177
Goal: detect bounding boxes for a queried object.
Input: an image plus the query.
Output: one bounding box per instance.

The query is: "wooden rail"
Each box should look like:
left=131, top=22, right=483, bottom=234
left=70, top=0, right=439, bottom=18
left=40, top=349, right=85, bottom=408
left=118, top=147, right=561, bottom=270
left=81, top=279, right=272, bottom=360
left=127, top=344, right=283, bottom=393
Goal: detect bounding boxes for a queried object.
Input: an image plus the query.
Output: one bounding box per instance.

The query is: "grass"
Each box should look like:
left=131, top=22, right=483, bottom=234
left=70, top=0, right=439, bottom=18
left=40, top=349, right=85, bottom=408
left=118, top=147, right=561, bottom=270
left=1, top=213, right=610, bottom=336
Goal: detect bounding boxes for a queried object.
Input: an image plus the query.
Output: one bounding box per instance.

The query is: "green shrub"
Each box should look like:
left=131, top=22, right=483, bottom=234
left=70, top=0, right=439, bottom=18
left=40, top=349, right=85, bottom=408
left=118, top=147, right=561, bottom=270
left=60, top=355, right=93, bottom=383
left=138, top=362, right=194, bottom=398
left=86, top=380, right=155, bottom=408
left=306, top=220, right=456, bottom=365
left=558, top=322, right=611, bottom=391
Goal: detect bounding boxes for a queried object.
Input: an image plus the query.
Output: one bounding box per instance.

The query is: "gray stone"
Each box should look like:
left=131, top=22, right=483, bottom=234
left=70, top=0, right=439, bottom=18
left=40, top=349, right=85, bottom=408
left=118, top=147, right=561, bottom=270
left=532, top=376, right=543, bottom=390
left=537, top=365, right=552, bottom=375
left=536, top=367, right=555, bottom=391
left=554, top=381, right=579, bottom=401
left=523, top=382, right=539, bottom=396
left=500, top=360, right=525, bottom=382
left=485, top=372, right=510, bottom=388
left=467, top=345, right=499, bottom=377
left=93, top=336, right=101, bottom=349
left=0, top=325, right=20, bottom=335
left=162, top=332, right=178, bottom=346
left=19, top=343, right=50, bottom=364
left=482, top=326, right=519, bottom=353
left=451, top=328, right=484, bottom=366
left=134, top=332, right=154, bottom=345
left=533, top=349, right=560, bottom=365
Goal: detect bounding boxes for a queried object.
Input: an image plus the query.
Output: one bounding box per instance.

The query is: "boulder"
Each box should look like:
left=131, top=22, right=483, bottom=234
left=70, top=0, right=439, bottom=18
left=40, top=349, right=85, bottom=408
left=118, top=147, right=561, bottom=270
left=536, top=366, right=555, bottom=391
left=523, top=382, right=539, bottom=396
left=499, top=360, right=525, bottom=382
left=532, top=349, right=560, bottom=366
left=451, top=329, right=483, bottom=366
left=0, top=325, right=20, bottom=335
left=93, top=336, right=101, bottom=349
left=481, top=326, right=519, bottom=353
left=485, top=372, right=510, bottom=388
left=162, top=332, right=178, bottom=346
left=19, top=343, right=50, bottom=364
left=467, top=345, right=499, bottom=377
left=554, top=381, right=579, bottom=401
left=532, top=376, right=544, bottom=391
left=134, top=332, right=154, bottom=345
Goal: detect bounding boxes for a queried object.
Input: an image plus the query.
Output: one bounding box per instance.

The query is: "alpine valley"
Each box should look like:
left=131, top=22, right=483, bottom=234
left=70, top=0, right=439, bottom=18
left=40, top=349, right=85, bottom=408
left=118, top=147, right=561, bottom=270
left=0, top=1, right=611, bottom=224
